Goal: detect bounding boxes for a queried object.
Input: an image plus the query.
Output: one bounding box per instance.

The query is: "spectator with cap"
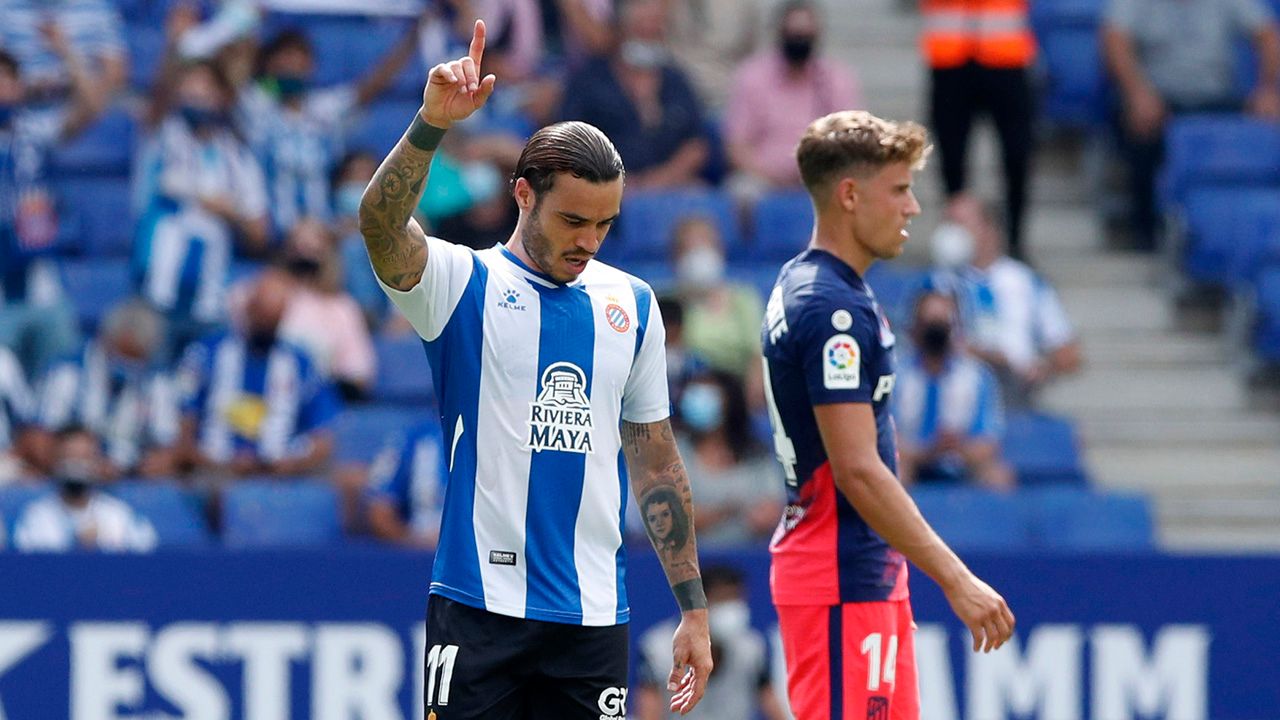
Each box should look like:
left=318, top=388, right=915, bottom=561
left=0, top=343, right=39, bottom=483
left=133, top=60, right=269, bottom=356
left=177, top=268, right=340, bottom=479
left=36, top=300, right=180, bottom=479
left=893, top=291, right=1013, bottom=489
left=724, top=0, right=862, bottom=199
left=928, top=195, right=1082, bottom=408
left=12, top=425, right=157, bottom=553
left=1102, top=0, right=1280, bottom=250
left=559, top=0, right=708, bottom=189
left=364, top=420, right=448, bottom=548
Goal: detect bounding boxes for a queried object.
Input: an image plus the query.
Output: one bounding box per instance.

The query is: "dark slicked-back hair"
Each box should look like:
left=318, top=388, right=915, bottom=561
left=512, top=121, right=625, bottom=197
left=796, top=110, right=930, bottom=198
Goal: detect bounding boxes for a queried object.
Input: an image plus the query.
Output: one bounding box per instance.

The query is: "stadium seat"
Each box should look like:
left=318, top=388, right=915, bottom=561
left=0, top=485, right=45, bottom=543
left=1159, top=115, right=1280, bottom=209
left=750, top=190, right=814, bottom=262
left=1002, top=411, right=1088, bottom=485
left=349, top=98, right=423, bottom=157
left=222, top=479, right=343, bottom=548
left=910, top=486, right=1033, bottom=551
left=1035, top=26, right=1110, bottom=128
left=56, top=175, right=134, bottom=257
left=108, top=481, right=213, bottom=547
left=863, top=263, right=927, bottom=331
left=126, top=24, right=167, bottom=90
left=1253, top=267, right=1280, bottom=360
left=1224, top=195, right=1280, bottom=289
left=609, top=189, right=742, bottom=263
left=50, top=108, right=135, bottom=176
left=373, top=334, right=436, bottom=405
left=61, top=258, right=135, bottom=332
left=333, top=404, right=424, bottom=464
left=1183, top=187, right=1280, bottom=286
left=1024, top=486, right=1155, bottom=551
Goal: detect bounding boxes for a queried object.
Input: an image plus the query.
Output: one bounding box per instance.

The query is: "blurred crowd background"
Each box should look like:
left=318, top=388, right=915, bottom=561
left=0, top=0, right=1277, bottom=566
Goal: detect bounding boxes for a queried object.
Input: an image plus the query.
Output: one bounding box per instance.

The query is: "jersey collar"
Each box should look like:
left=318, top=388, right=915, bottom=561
left=498, top=244, right=586, bottom=289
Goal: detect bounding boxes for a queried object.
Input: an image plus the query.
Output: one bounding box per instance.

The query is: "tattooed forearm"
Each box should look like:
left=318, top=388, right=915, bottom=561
left=623, top=420, right=706, bottom=609
left=358, top=128, right=435, bottom=290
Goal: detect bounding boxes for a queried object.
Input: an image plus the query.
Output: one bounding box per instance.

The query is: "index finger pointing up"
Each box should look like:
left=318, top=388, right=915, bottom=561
left=469, top=19, right=486, bottom=67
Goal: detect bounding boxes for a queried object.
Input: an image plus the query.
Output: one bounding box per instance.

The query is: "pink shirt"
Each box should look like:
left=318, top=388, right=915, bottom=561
left=725, top=52, right=863, bottom=186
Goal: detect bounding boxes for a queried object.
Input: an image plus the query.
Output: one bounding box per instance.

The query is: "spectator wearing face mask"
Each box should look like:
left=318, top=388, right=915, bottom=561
left=927, top=195, right=1081, bottom=409
left=724, top=0, right=862, bottom=200
left=35, top=300, right=179, bottom=479
left=177, top=269, right=340, bottom=479
left=364, top=419, right=448, bottom=548
left=893, top=291, right=1013, bottom=489
left=133, top=60, right=269, bottom=355
left=12, top=426, right=157, bottom=553
left=0, top=343, right=39, bottom=483
left=559, top=0, right=709, bottom=189
left=636, top=565, right=790, bottom=720
left=670, top=369, right=782, bottom=547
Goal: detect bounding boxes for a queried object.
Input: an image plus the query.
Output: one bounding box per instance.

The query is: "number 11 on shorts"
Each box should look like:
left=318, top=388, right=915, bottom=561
left=426, top=644, right=459, bottom=707
left=860, top=633, right=898, bottom=691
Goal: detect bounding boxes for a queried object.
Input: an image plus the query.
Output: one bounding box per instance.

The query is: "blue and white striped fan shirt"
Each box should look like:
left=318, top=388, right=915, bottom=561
left=379, top=238, right=670, bottom=626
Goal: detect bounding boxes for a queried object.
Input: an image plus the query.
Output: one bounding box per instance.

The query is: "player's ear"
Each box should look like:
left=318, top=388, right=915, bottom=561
left=513, top=177, right=536, bottom=213
left=837, top=177, right=859, bottom=213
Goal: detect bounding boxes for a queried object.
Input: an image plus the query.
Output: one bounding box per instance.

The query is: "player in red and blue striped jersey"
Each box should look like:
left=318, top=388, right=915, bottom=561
left=761, top=111, right=1015, bottom=720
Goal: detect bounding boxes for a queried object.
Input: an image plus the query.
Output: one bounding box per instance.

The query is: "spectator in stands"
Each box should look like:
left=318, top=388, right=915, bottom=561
left=36, top=300, right=179, bottom=479
left=894, top=291, right=1014, bottom=489
left=657, top=293, right=706, bottom=415
left=538, top=0, right=615, bottom=66
left=133, top=60, right=269, bottom=356
left=0, top=343, right=39, bottom=483
left=672, top=218, right=764, bottom=394
left=235, top=23, right=421, bottom=238
left=1102, top=0, right=1280, bottom=251
left=364, top=420, right=447, bottom=548
left=177, top=269, right=340, bottom=478
left=0, top=39, right=104, bottom=378
left=559, top=0, right=709, bottom=189
left=165, top=0, right=261, bottom=64
left=0, top=0, right=125, bottom=122
left=331, top=150, right=391, bottom=328
left=416, top=130, right=520, bottom=249
left=12, top=426, right=157, bottom=553
left=724, top=0, right=862, bottom=198
left=636, top=565, right=788, bottom=720
left=929, top=195, right=1082, bottom=408
left=666, top=0, right=764, bottom=111
left=669, top=369, right=781, bottom=547
left=921, top=0, right=1036, bottom=259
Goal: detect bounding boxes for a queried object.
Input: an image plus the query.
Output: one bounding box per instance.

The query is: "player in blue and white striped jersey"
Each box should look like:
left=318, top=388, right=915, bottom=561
left=358, top=21, right=712, bottom=720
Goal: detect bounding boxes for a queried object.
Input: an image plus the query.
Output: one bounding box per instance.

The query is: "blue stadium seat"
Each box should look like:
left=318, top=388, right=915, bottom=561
left=864, top=263, right=928, bottom=331
left=61, top=258, right=135, bottom=332
left=126, top=24, right=167, bottom=90
left=50, top=108, right=135, bottom=176
left=222, top=479, right=342, bottom=548
left=609, top=189, right=742, bottom=263
left=373, top=334, right=435, bottom=405
left=1025, top=486, right=1155, bottom=551
left=333, top=404, right=423, bottom=464
left=56, top=175, right=134, bottom=257
left=1036, top=26, right=1110, bottom=128
left=1184, top=187, right=1280, bottom=286
left=1159, top=115, right=1280, bottom=209
left=910, top=486, right=1033, bottom=551
left=0, top=485, right=45, bottom=543
left=349, top=98, right=423, bottom=157
left=1002, top=411, right=1087, bottom=485
left=1253, top=267, right=1280, bottom=361
left=1224, top=196, right=1280, bottom=289
left=750, top=190, right=813, bottom=262
left=108, top=481, right=213, bottom=547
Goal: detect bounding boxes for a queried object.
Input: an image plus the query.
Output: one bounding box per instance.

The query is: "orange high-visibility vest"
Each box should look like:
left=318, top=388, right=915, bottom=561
left=921, top=0, right=1036, bottom=69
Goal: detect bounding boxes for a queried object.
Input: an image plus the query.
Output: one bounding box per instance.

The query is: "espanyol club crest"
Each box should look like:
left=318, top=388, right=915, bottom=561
left=604, top=303, right=630, bottom=333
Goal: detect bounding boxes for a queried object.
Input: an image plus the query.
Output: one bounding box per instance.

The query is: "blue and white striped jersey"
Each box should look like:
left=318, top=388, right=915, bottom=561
left=0, top=345, right=34, bottom=453
left=366, top=419, right=447, bottom=536
left=0, top=0, right=125, bottom=91
left=379, top=238, right=670, bottom=626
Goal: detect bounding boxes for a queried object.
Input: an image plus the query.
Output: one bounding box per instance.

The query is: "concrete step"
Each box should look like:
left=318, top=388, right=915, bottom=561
left=1077, top=411, right=1280, bottom=447
left=1058, top=286, right=1174, bottom=332
left=1039, top=253, right=1157, bottom=287
left=1086, top=446, right=1280, bottom=491
left=1041, top=366, right=1246, bottom=413
left=1077, top=331, right=1225, bottom=367
left=1158, top=525, right=1280, bottom=552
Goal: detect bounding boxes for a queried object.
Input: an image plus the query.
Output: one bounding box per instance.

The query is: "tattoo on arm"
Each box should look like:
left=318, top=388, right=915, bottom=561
left=358, top=129, right=434, bottom=290
left=623, top=420, right=706, bottom=609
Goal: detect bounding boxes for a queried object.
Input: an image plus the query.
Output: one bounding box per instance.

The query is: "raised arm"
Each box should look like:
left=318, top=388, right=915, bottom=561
left=621, top=419, right=712, bottom=716
left=358, top=20, right=496, bottom=290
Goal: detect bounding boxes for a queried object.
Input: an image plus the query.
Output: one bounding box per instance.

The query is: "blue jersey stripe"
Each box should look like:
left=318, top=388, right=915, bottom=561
left=615, top=449, right=630, bottom=623
left=921, top=377, right=940, bottom=441
left=629, top=278, right=651, bottom=359
left=425, top=254, right=488, bottom=604
left=524, top=284, right=596, bottom=623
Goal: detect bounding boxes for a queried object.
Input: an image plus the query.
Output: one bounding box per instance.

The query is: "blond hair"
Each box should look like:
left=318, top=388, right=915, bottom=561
left=796, top=111, right=931, bottom=196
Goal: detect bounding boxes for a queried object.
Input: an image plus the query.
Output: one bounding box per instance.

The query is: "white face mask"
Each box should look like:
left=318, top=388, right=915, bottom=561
left=930, top=222, right=975, bottom=268
left=620, top=40, right=668, bottom=69
left=708, top=599, right=750, bottom=639
left=676, top=245, right=725, bottom=288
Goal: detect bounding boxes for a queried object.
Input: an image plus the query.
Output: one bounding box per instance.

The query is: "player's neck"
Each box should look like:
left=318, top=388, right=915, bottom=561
left=505, top=228, right=551, bottom=277
left=811, top=222, right=874, bottom=277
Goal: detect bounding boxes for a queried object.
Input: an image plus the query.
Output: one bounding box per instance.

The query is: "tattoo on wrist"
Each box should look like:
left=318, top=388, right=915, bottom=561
left=407, top=115, right=447, bottom=152
left=673, top=579, right=707, bottom=611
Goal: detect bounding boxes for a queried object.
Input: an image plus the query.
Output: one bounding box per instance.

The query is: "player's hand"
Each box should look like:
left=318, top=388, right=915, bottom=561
left=943, top=571, right=1015, bottom=653
left=421, top=19, right=497, bottom=129
left=667, top=609, right=713, bottom=715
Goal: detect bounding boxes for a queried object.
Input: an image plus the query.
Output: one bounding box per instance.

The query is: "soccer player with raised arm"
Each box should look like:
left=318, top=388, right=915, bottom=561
left=760, top=111, right=1015, bottom=719
left=358, top=20, right=712, bottom=720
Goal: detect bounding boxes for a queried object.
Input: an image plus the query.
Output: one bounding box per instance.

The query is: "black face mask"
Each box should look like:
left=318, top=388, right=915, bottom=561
left=60, top=478, right=91, bottom=499
left=247, top=330, right=277, bottom=354
left=781, top=34, right=816, bottom=65
left=920, top=322, right=952, bottom=357
left=285, top=256, right=322, bottom=279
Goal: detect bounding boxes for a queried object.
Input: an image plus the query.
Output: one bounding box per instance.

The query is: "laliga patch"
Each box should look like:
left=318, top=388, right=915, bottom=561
left=823, top=334, right=861, bottom=389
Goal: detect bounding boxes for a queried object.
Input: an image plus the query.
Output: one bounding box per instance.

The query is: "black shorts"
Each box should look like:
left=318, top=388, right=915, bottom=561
left=424, top=594, right=630, bottom=720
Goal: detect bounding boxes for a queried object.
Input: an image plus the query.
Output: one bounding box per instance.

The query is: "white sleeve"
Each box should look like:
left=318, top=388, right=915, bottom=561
left=621, top=290, right=671, bottom=424
left=37, top=363, right=79, bottom=428
left=1034, top=281, right=1076, bottom=351
left=232, top=145, right=269, bottom=220
left=375, top=236, right=477, bottom=342
left=13, top=503, right=67, bottom=552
